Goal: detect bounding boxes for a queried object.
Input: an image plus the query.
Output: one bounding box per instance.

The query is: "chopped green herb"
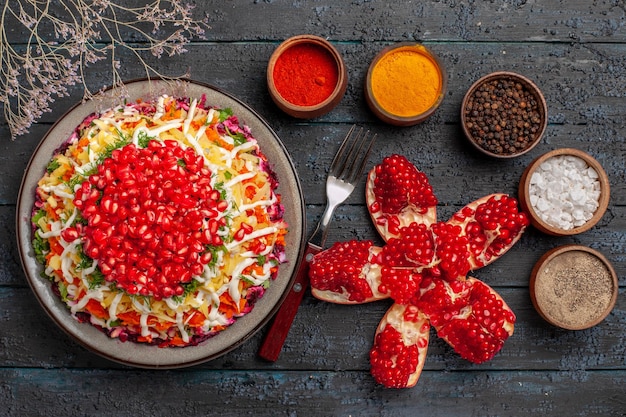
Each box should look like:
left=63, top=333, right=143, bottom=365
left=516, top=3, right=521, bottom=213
left=218, top=108, right=233, bottom=123
left=32, top=236, right=49, bottom=265
left=172, top=279, right=202, bottom=303
left=58, top=282, right=69, bottom=302
left=46, top=159, right=61, bottom=173
left=231, top=132, right=247, bottom=146
left=87, top=268, right=106, bottom=290
left=68, top=173, right=87, bottom=191
left=31, top=209, right=46, bottom=225
left=137, top=130, right=154, bottom=148
left=76, top=246, right=93, bottom=271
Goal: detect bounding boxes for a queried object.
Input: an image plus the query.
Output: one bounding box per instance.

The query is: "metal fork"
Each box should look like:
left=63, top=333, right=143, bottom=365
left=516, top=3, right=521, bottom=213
left=258, top=125, right=377, bottom=362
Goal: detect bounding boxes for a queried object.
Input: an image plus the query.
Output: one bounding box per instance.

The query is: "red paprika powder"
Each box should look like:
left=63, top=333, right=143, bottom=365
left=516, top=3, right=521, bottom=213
left=272, top=43, right=338, bottom=107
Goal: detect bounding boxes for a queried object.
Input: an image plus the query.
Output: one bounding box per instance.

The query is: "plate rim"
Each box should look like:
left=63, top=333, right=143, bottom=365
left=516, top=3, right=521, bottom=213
left=16, top=78, right=306, bottom=368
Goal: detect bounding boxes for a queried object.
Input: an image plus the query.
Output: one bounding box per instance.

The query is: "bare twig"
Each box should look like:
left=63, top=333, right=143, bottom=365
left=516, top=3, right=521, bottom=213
left=0, top=0, right=209, bottom=139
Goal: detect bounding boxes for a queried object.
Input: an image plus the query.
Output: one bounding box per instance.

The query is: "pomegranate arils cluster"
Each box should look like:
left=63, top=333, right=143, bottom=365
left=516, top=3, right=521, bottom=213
left=73, top=140, right=225, bottom=299
left=309, top=240, right=375, bottom=303
left=370, top=326, right=419, bottom=389
left=452, top=194, right=529, bottom=268
left=309, top=154, right=529, bottom=388
left=371, top=154, right=438, bottom=216
left=433, top=279, right=516, bottom=363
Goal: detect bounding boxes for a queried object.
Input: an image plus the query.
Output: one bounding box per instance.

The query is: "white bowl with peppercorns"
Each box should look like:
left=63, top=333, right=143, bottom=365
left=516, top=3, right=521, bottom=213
left=461, top=71, right=547, bottom=159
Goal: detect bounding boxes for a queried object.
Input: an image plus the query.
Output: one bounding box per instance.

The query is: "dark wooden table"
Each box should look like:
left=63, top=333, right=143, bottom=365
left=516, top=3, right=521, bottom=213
left=2, top=1, right=625, bottom=416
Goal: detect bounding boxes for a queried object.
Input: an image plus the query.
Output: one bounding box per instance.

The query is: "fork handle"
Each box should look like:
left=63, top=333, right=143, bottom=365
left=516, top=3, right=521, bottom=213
left=258, top=242, right=322, bottom=362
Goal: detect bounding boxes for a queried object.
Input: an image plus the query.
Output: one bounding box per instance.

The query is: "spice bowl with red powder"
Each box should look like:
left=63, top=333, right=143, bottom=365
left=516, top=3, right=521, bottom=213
left=461, top=71, right=547, bottom=158
left=530, top=245, right=618, bottom=330
left=267, top=35, right=348, bottom=119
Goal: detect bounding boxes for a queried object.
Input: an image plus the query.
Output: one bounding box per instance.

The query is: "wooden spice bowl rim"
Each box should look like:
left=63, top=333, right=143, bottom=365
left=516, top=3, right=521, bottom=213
left=460, top=71, right=547, bottom=159
left=529, top=244, right=618, bottom=330
left=267, top=34, right=348, bottom=119
left=518, top=147, right=610, bottom=236
left=364, top=42, right=447, bottom=127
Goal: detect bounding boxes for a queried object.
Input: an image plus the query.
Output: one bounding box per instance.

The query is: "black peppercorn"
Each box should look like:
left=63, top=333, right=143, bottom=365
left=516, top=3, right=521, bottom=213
left=463, top=76, right=544, bottom=156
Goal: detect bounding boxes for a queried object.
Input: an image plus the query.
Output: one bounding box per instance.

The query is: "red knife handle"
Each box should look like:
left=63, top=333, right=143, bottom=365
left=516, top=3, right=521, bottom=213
left=258, top=243, right=321, bottom=362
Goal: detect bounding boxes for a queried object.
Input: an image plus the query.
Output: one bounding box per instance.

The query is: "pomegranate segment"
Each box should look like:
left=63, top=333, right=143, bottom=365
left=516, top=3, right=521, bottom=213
left=310, top=240, right=387, bottom=304
left=376, top=223, right=434, bottom=304
left=370, top=303, right=430, bottom=388
left=427, top=277, right=515, bottom=364
left=430, top=222, right=471, bottom=281
left=448, top=194, right=529, bottom=269
left=366, top=154, right=438, bottom=241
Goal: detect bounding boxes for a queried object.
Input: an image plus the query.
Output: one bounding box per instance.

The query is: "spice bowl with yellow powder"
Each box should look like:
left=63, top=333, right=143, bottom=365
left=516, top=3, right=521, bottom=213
left=267, top=34, right=348, bottom=119
left=365, top=43, right=447, bottom=126
left=530, top=245, right=618, bottom=330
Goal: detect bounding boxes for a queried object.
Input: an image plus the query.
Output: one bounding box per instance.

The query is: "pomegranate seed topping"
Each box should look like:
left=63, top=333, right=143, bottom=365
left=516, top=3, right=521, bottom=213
left=60, top=227, right=79, bottom=243
left=74, top=140, right=227, bottom=299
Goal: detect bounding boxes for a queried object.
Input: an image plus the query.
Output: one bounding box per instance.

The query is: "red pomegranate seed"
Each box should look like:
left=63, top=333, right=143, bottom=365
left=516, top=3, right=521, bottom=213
left=74, top=140, right=230, bottom=299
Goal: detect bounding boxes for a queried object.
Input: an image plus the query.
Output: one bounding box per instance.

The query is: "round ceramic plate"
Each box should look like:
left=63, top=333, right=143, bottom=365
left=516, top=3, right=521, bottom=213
left=16, top=79, right=306, bottom=368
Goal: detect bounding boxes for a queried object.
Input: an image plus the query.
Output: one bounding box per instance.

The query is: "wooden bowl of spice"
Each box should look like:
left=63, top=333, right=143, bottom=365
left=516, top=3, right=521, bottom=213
left=530, top=245, right=618, bottom=330
left=518, top=148, right=610, bottom=236
left=365, top=43, right=447, bottom=126
left=267, top=35, right=348, bottom=119
left=461, top=71, right=547, bottom=158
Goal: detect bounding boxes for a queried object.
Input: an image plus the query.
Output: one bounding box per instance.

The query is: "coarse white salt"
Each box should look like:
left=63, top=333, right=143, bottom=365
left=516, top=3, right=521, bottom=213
left=528, top=155, right=601, bottom=230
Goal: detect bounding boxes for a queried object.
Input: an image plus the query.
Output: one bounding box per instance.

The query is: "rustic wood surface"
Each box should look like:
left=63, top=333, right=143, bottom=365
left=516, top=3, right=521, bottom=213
left=1, top=1, right=625, bottom=416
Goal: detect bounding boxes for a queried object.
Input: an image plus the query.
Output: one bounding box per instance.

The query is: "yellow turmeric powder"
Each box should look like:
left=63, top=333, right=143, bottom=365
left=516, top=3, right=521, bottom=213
left=370, top=45, right=443, bottom=117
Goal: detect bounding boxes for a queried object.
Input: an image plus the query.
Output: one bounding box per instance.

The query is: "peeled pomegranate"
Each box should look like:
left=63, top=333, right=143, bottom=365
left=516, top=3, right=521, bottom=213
left=309, top=155, right=528, bottom=388
left=370, top=304, right=430, bottom=388
left=309, top=240, right=387, bottom=304
left=366, top=154, right=438, bottom=241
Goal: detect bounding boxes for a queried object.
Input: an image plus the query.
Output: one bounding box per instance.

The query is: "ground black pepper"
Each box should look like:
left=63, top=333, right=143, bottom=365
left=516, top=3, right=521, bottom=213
left=464, top=77, right=544, bottom=156
left=534, top=251, right=614, bottom=329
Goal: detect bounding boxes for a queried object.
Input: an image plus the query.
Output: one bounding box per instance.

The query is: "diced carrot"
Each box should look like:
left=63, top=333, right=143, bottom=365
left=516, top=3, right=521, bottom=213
left=85, top=299, right=109, bottom=320
left=167, top=336, right=187, bottom=347
left=48, top=237, right=64, bottom=255
left=245, top=185, right=256, bottom=200
left=254, top=205, right=270, bottom=223
left=185, top=310, right=206, bottom=327
left=147, top=316, right=173, bottom=332
left=206, top=127, right=234, bottom=150
left=117, top=311, right=141, bottom=326
left=61, top=164, right=74, bottom=181
left=45, top=205, right=60, bottom=221
left=218, top=292, right=247, bottom=318
left=276, top=228, right=287, bottom=246
left=164, top=108, right=182, bottom=120
left=190, top=119, right=204, bottom=131
left=243, top=263, right=265, bottom=277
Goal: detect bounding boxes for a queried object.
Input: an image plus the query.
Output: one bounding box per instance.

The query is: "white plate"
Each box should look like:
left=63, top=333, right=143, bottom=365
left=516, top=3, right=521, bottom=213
left=16, top=79, right=306, bottom=368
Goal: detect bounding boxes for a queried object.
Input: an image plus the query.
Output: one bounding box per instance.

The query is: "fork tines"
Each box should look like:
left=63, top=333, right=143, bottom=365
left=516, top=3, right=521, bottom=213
left=330, top=125, right=377, bottom=183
